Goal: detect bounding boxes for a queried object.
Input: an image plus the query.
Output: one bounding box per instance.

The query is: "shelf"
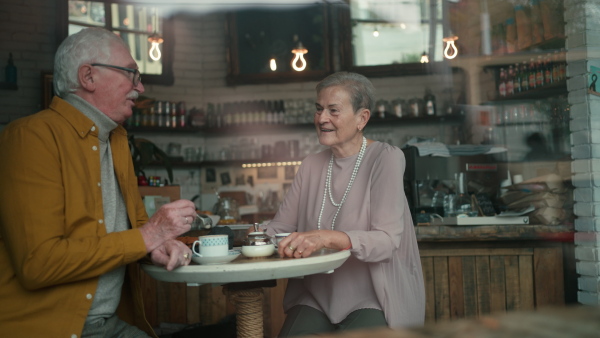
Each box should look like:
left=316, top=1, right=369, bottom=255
left=125, top=125, right=199, bottom=133
left=482, top=80, right=567, bottom=104
left=146, top=157, right=306, bottom=169
left=200, top=123, right=314, bottom=135
left=127, top=114, right=465, bottom=136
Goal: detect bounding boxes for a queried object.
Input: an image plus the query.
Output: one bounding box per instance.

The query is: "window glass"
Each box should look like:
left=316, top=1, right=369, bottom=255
left=350, top=0, right=444, bottom=66
left=67, top=1, right=164, bottom=76
left=68, top=1, right=105, bottom=26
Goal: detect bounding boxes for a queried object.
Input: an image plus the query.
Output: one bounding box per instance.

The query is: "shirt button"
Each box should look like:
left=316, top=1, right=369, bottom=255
left=92, top=146, right=98, bottom=151
left=71, top=334, right=78, bottom=338
left=91, top=126, right=96, bottom=132
left=97, top=182, right=101, bottom=187
left=86, top=293, right=92, bottom=300
left=99, top=219, right=104, bottom=224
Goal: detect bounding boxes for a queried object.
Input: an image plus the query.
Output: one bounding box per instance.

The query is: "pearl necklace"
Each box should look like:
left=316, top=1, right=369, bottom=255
left=318, top=136, right=367, bottom=230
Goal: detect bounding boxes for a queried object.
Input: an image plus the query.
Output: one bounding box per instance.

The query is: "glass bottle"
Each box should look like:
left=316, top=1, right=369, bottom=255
left=544, top=53, right=553, bottom=85
left=506, top=65, right=514, bottom=96
left=170, top=102, right=177, bottom=128
left=376, top=100, right=387, bottom=118
left=498, top=68, right=507, bottom=97
left=536, top=55, right=544, bottom=87
left=453, top=172, right=476, bottom=217
left=521, top=61, right=529, bottom=92
left=164, top=101, right=171, bottom=127
left=552, top=51, right=560, bottom=82
left=215, top=103, right=223, bottom=128
left=513, top=63, right=522, bottom=94
left=5, top=53, right=16, bottom=84
left=528, top=58, right=537, bottom=89
left=424, top=88, right=436, bottom=116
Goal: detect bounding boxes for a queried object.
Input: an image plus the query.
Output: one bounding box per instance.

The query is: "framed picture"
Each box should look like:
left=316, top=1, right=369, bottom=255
left=41, top=72, right=54, bottom=109
left=206, top=168, right=216, bottom=182
left=285, top=166, right=296, bottom=180
left=220, top=172, right=232, bottom=186
left=235, top=174, right=245, bottom=185
left=257, top=166, right=278, bottom=179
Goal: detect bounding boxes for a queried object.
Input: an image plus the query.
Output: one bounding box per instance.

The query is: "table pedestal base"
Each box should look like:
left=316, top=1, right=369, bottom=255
left=228, top=287, right=264, bottom=338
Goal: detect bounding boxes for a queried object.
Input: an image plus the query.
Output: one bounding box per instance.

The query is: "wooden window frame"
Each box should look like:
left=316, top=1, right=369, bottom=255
left=57, top=0, right=174, bottom=86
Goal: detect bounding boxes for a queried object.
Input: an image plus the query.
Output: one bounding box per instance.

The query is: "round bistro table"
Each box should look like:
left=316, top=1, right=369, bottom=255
left=142, top=248, right=351, bottom=337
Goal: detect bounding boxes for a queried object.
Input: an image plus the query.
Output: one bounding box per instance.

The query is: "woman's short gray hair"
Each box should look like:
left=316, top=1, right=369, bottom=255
left=315, top=71, right=375, bottom=113
left=53, top=27, right=128, bottom=97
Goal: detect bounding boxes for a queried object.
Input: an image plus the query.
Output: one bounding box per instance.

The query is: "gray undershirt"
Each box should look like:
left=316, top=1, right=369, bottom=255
left=64, top=94, right=130, bottom=328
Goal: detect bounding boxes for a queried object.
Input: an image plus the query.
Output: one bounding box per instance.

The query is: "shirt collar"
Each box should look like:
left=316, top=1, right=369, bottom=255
left=63, top=93, right=118, bottom=142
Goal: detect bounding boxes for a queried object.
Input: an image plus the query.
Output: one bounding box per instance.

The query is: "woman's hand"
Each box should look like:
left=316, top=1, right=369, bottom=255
left=278, top=230, right=351, bottom=258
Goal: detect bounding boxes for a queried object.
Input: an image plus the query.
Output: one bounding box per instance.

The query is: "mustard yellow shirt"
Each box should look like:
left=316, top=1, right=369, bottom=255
left=0, top=97, right=154, bottom=337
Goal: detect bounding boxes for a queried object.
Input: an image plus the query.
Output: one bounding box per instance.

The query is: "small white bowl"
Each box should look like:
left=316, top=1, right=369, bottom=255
left=242, top=244, right=275, bottom=258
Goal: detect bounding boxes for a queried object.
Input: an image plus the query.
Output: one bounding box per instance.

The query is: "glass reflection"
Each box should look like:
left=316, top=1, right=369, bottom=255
left=350, top=0, right=444, bottom=66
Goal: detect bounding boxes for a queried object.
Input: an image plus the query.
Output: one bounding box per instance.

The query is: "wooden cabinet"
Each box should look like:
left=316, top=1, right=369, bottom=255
left=419, top=240, right=566, bottom=323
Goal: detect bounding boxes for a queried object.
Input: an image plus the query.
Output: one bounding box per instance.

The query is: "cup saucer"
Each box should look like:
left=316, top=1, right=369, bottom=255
left=192, top=249, right=241, bottom=265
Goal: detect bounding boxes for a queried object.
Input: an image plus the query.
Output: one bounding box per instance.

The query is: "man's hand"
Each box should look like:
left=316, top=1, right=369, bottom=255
left=139, top=199, right=196, bottom=253
left=150, top=239, right=193, bottom=271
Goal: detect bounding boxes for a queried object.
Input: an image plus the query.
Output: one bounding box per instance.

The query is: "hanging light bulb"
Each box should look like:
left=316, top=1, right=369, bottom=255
left=443, top=35, right=459, bottom=59
left=291, top=41, right=308, bottom=72
left=148, top=33, right=163, bottom=61
left=269, top=57, right=277, bottom=71
left=148, top=8, right=163, bottom=61
left=420, top=52, right=429, bottom=63
left=373, top=27, right=379, bottom=38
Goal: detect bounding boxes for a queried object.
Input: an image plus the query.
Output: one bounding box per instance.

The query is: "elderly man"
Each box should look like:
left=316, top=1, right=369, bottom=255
left=0, top=27, right=195, bottom=337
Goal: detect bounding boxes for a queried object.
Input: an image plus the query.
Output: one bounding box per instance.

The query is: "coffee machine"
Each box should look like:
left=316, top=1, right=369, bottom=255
left=402, top=146, right=504, bottom=224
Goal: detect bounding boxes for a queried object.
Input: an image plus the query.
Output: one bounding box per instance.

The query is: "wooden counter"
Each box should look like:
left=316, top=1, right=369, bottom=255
left=139, top=224, right=575, bottom=337
left=415, top=224, right=573, bottom=242
left=415, top=224, right=574, bottom=323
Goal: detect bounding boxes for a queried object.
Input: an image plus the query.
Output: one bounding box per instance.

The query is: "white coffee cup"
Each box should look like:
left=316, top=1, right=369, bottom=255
left=193, top=235, right=228, bottom=257
left=274, top=233, right=291, bottom=247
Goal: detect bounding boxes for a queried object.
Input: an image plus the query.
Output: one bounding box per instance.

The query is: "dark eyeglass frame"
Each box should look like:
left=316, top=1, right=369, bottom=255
left=90, top=63, right=141, bottom=87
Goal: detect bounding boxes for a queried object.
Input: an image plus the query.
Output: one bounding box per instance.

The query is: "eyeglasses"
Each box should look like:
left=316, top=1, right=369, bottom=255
left=91, top=63, right=142, bottom=87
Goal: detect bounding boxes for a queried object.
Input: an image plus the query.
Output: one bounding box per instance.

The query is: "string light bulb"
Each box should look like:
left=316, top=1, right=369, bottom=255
left=148, top=8, right=163, bottom=61
left=148, top=33, right=163, bottom=61
left=443, top=35, right=459, bottom=59
left=420, top=52, right=429, bottom=63
left=269, top=57, right=277, bottom=71
left=291, top=41, right=308, bottom=72
left=373, top=27, right=379, bottom=37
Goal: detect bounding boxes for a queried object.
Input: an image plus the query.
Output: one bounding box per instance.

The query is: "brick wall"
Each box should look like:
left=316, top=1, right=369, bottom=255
left=566, top=0, right=600, bottom=305
left=0, top=0, right=58, bottom=124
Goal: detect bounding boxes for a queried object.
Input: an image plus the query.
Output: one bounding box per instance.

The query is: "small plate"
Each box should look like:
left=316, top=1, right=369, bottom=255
left=192, top=249, right=241, bottom=265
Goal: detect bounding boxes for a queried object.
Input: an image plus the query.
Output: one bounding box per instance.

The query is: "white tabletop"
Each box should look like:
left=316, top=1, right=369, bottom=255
left=141, top=248, right=351, bottom=285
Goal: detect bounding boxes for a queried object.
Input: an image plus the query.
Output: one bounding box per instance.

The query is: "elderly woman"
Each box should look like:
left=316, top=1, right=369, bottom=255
left=260, top=71, right=425, bottom=336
